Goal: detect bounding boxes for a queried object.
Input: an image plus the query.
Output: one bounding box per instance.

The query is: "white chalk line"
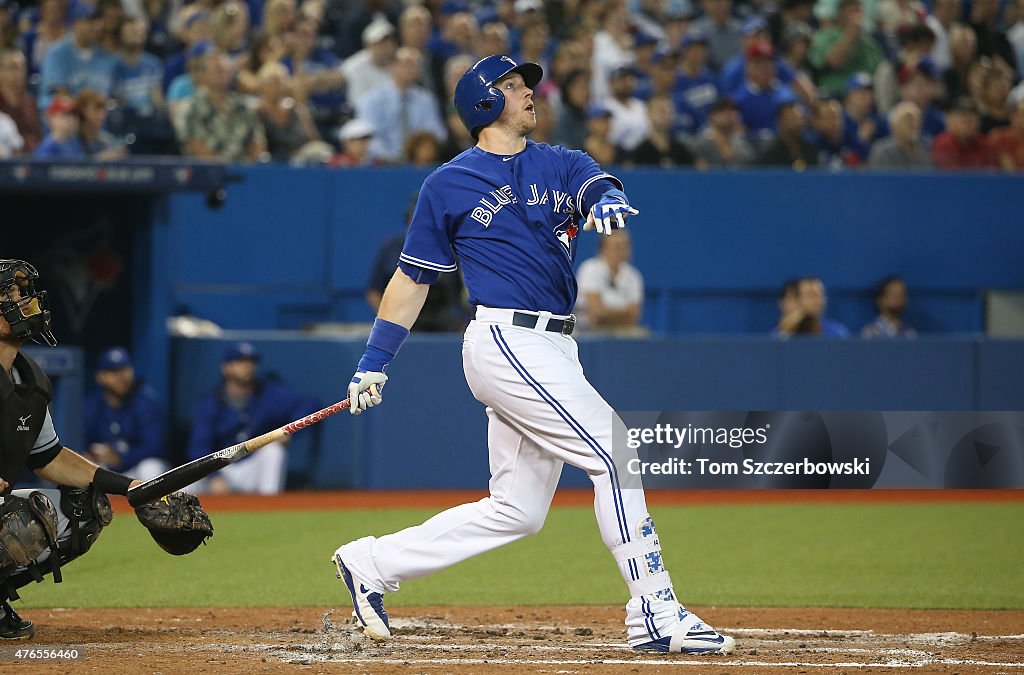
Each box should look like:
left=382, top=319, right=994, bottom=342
left=724, top=627, right=875, bottom=637
left=263, top=635, right=1024, bottom=670
left=392, top=620, right=1024, bottom=642
left=258, top=619, right=1024, bottom=669
left=274, top=655, right=1024, bottom=669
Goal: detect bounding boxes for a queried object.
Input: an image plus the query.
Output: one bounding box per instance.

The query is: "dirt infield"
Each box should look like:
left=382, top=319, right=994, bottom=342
left=3, top=605, right=1022, bottom=674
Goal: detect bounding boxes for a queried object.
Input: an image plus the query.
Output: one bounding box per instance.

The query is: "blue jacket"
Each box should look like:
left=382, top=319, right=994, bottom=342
left=730, top=81, right=797, bottom=136
left=84, top=383, right=166, bottom=470
left=34, top=135, right=86, bottom=159
left=38, top=36, right=119, bottom=112
left=187, top=377, right=318, bottom=460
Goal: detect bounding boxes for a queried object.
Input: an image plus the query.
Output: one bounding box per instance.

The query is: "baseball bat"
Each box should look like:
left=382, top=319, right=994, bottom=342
left=126, top=397, right=351, bottom=507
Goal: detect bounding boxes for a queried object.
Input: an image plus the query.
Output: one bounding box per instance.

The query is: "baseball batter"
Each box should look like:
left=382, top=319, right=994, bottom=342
left=334, top=55, right=734, bottom=654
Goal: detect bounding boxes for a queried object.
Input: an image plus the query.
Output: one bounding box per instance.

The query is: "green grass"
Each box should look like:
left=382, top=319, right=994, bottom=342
left=18, top=503, right=1024, bottom=610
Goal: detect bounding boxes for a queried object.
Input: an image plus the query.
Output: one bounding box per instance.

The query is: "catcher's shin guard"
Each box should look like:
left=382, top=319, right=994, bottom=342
left=0, top=487, right=111, bottom=601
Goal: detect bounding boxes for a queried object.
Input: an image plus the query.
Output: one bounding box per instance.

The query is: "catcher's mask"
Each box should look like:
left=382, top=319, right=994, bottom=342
left=0, top=259, right=57, bottom=347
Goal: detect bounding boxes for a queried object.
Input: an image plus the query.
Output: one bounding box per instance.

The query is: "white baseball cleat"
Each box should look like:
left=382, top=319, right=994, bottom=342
left=631, top=604, right=735, bottom=654
left=332, top=550, right=391, bottom=640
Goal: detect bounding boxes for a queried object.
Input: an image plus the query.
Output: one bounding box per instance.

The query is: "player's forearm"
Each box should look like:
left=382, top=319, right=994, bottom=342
left=826, top=32, right=857, bottom=68
left=378, top=268, right=430, bottom=330
left=591, top=303, right=641, bottom=327
left=34, top=447, right=101, bottom=489
left=777, top=309, right=807, bottom=333
left=36, top=447, right=141, bottom=492
left=791, top=73, right=817, bottom=105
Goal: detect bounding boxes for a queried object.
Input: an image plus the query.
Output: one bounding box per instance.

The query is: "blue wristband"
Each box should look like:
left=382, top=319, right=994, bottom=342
left=580, top=178, right=621, bottom=214
left=601, top=188, right=628, bottom=206
left=356, top=318, right=410, bottom=374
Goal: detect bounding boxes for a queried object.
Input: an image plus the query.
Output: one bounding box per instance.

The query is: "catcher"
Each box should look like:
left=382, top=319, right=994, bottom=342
left=0, top=259, right=213, bottom=640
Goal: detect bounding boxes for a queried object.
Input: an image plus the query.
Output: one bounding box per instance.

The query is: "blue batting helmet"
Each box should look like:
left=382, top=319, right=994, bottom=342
left=454, top=55, right=543, bottom=138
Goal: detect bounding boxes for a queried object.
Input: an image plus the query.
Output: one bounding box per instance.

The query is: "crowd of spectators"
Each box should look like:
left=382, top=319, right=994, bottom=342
left=0, top=0, right=1022, bottom=169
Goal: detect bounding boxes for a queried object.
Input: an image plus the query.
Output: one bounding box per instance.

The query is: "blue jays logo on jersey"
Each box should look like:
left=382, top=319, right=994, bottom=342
left=527, top=183, right=579, bottom=259
left=552, top=215, right=578, bottom=260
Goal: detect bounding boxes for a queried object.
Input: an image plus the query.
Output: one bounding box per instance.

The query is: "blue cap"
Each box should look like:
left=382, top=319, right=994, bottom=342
left=186, top=40, right=215, bottom=61
left=223, top=341, right=261, bottom=363
left=475, top=7, right=499, bottom=25
left=680, top=29, right=708, bottom=50
left=651, top=47, right=677, bottom=64
left=439, top=0, right=469, bottom=14
left=97, top=347, right=133, bottom=371
left=741, top=15, right=768, bottom=36
left=585, top=104, right=612, bottom=119
left=183, top=9, right=210, bottom=29
left=634, top=32, right=658, bottom=48
left=845, top=72, right=873, bottom=93
left=69, top=1, right=101, bottom=21
left=915, top=56, right=939, bottom=79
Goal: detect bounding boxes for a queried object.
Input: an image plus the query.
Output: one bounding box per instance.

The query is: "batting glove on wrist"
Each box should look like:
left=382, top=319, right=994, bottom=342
left=583, top=189, right=639, bottom=235
left=348, top=371, right=387, bottom=415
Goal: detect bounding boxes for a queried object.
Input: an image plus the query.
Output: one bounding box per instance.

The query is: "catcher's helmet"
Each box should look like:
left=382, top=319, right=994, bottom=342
left=454, top=55, right=543, bottom=138
left=0, top=259, right=56, bottom=347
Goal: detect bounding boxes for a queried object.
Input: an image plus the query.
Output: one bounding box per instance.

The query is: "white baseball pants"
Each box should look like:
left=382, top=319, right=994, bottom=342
left=340, top=308, right=674, bottom=605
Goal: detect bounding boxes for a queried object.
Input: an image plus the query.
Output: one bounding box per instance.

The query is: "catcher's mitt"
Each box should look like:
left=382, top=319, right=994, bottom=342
left=134, top=492, right=213, bottom=556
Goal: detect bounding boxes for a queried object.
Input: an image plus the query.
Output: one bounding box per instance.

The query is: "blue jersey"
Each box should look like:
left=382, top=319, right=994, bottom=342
left=400, top=141, right=621, bottom=315
left=281, top=51, right=345, bottom=115
left=187, top=377, right=318, bottom=461
left=718, top=56, right=796, bottom=98
left=730, top=81, right=797, bottom=134
left=34, top=135, right=86, bottom=158
left=672, top=69, right=719, bottom=134
left=38, top=37, right=119, bottom=111
left=84, top=383, right=165, bottom=470
left=114, top=52, right=164, bottom=115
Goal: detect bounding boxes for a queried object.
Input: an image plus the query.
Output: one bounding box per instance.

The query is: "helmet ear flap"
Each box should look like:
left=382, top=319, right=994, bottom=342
left=469, top=86, right=505, bottom=137
left=477, top=86, right=504, bottom=114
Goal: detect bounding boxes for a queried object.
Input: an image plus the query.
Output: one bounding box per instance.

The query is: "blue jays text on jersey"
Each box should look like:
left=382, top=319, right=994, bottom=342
left=400, top=141, right=621, bottom=315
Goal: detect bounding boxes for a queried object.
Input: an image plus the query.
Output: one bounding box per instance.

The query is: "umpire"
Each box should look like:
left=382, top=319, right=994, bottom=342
left=0, top=259, right=210, bottom=640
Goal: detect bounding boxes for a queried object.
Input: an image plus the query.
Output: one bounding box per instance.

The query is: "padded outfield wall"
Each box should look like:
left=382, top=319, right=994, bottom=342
left=170, top=335, right=1024, bottom=490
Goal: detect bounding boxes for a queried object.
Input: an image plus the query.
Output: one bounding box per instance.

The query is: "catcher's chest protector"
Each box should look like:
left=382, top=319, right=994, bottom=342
left=0, top=354, right=53, bottom=489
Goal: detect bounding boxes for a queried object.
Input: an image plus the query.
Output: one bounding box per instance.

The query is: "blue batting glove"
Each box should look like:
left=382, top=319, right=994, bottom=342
left=584, top=189, right=639, bottom=235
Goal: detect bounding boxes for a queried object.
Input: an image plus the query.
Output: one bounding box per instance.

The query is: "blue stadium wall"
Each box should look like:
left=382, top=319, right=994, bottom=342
left=164, top=167, right=1024, bottom=336
left=170, top=334, right=1024, bottom=489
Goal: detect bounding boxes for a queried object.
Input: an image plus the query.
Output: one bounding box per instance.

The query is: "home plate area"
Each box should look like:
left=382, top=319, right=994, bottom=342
left=264, top=606, right=1024, bottom=674
left=7, top=606, right=1022, bottom=674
